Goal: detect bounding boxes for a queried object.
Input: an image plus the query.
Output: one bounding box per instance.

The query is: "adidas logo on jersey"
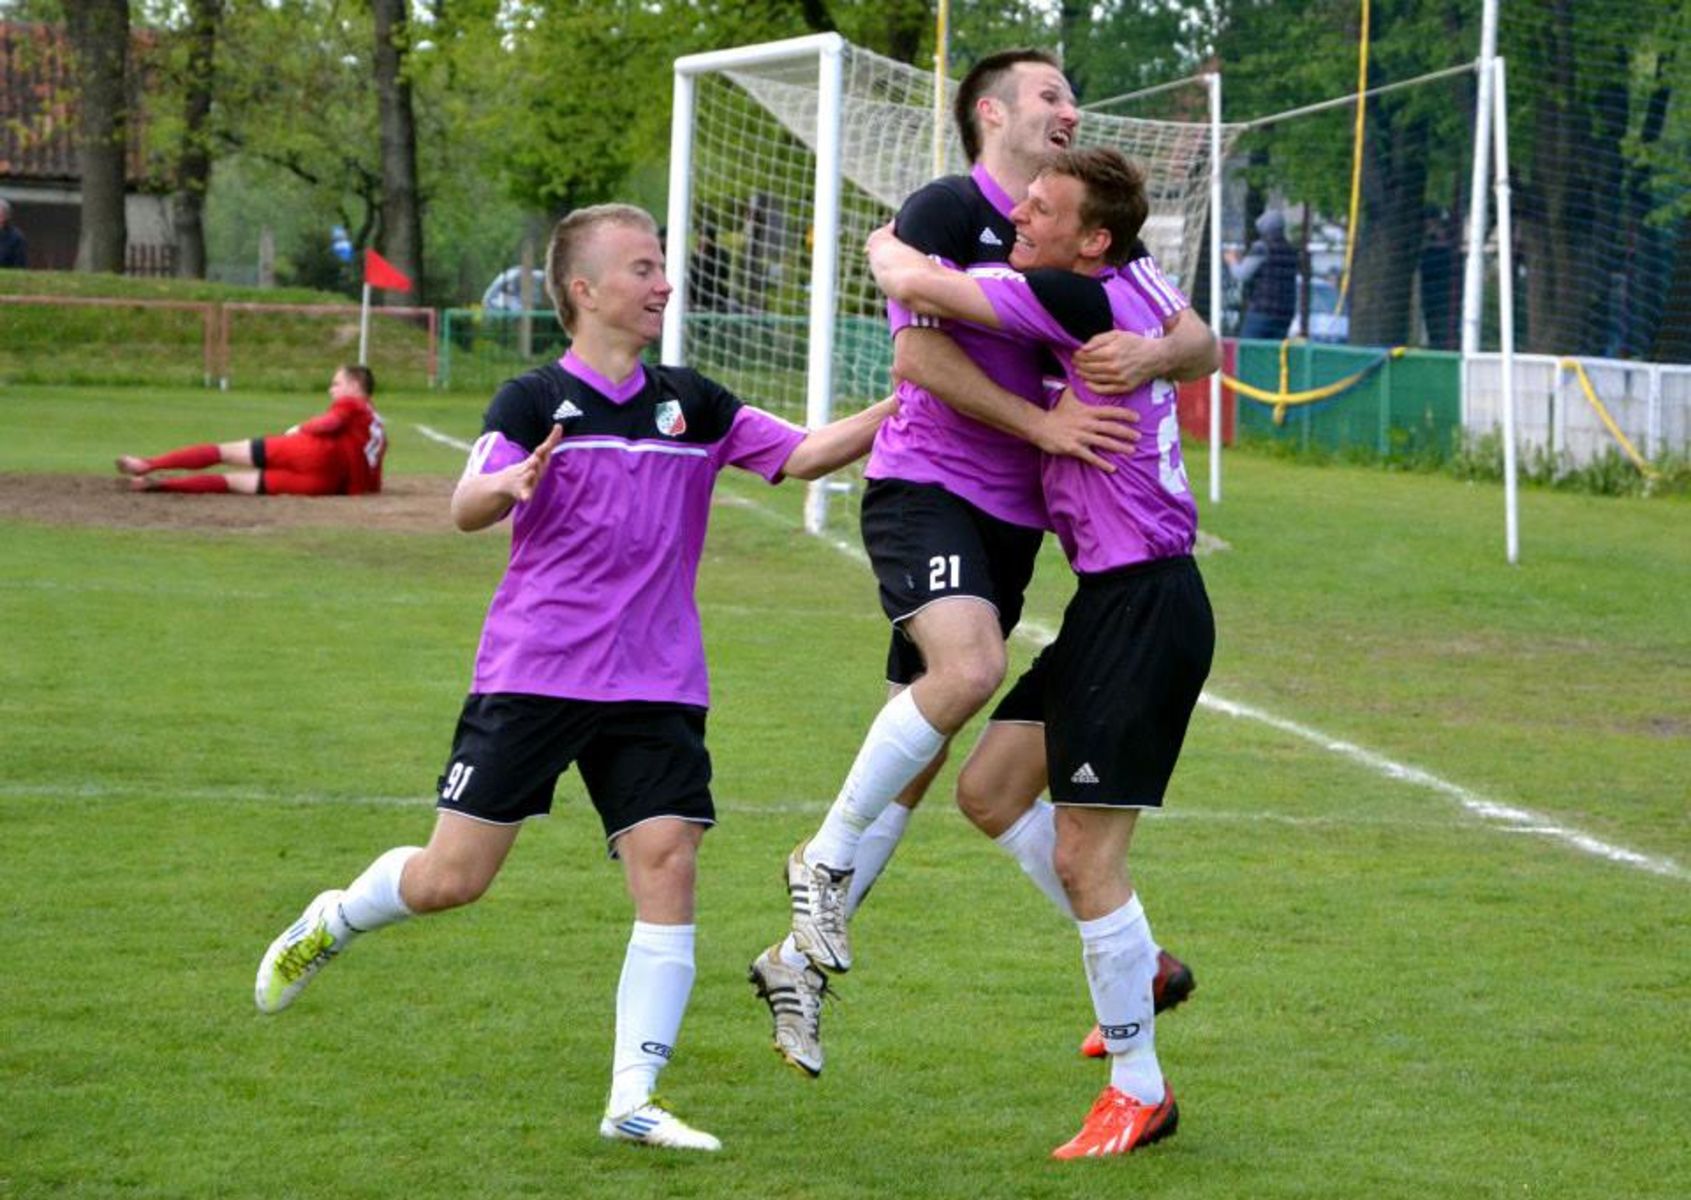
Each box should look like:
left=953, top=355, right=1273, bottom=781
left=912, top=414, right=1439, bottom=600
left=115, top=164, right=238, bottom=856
left=552, top=399, right=584, bottom=421
left=1070, top=762, right=1100, bottom=785
left=978, top=227, right=1004, bottom=246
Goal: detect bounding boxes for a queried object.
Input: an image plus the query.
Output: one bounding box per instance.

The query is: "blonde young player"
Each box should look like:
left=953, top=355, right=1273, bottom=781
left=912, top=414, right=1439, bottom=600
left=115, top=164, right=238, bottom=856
left=253, top=204, right=893, bottom=1152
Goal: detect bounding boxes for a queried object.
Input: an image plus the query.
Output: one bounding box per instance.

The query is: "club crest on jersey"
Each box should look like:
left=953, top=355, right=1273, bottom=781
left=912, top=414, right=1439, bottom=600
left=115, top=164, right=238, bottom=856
left=655, top=400, right=687, bottom=437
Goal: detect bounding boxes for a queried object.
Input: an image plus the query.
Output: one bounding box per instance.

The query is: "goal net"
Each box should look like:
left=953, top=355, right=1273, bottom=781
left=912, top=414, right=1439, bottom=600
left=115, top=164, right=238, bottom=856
left=665, top=33, right=1234, bottom=531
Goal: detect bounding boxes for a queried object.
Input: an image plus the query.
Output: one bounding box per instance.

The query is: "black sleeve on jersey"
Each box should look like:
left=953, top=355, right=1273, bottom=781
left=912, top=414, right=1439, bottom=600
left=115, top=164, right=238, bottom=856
left=1022, top=269, right=1114, bottom=343
left=893, top=179, right=974, bottom=262
left=481, top=372, right=553, bottom=452
left=668, top=368, right=744, bottom=444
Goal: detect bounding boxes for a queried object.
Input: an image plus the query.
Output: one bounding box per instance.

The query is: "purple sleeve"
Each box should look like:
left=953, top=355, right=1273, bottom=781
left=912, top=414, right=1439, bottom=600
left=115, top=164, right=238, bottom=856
left=717, top=406, right=808, bottom=481
left=976, top=271, right=1081, bottom=350
left=1125, top=258, right=1189, bottom=319
left=463, top=431, right=526, bottom=479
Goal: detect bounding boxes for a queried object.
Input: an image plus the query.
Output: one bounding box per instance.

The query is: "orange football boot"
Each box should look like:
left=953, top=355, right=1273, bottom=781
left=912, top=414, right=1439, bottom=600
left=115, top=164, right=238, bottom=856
left=1050, top=1083, right=1178, bottom=1159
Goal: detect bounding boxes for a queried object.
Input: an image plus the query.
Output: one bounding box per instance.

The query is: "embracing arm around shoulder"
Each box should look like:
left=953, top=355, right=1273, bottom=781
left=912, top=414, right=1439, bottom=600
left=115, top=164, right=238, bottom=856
left=866, top=224, right=1000, bottom=328
left=1072, top=306, right=1218, bottom=393
left=781, top=396, right=899, bottom=481
left=450, top=424, right=563, bottom=532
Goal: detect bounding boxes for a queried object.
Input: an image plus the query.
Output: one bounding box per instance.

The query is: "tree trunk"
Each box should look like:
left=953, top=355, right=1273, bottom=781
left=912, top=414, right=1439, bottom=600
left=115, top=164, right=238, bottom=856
left=373, top=0, right=423, bottom=304
left=1349, top=102, right=1428, bottom=347
left=172, top=0, right=219, bottom=279
left=1517, top=5, right=1626, bottom=356
left=64, top=0, right=129, bottom=274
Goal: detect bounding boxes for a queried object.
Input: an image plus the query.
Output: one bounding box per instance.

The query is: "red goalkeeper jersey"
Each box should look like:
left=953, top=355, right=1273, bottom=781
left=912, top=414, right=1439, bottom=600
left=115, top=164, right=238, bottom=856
left=297, top=394, right=386, bottom=494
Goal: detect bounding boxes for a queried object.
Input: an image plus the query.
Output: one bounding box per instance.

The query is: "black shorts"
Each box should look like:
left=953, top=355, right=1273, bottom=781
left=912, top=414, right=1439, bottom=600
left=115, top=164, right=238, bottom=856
left=990, top=556, right=1214, bottom=807
left=436, top=693, right=714, bottom=847
left=861, top=478, right=1044, bottom=685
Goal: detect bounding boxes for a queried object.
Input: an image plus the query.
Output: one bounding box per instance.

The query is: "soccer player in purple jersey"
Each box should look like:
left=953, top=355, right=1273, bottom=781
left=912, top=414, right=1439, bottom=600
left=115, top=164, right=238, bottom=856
left=252, top=204, right=895, bottom=1153
left=867, top=148, right=1212, bottom=1158
left=751, top=48, right=1212, bottom=1080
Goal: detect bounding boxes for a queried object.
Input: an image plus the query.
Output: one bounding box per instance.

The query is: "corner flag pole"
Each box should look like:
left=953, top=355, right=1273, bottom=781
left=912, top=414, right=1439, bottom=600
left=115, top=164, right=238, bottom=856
left=358, top=282, right=372, bottom=364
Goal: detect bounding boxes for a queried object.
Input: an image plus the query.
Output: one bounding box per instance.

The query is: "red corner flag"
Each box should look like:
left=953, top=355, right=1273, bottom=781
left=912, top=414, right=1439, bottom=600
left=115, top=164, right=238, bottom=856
left=364, top=248, right=413, bottom=293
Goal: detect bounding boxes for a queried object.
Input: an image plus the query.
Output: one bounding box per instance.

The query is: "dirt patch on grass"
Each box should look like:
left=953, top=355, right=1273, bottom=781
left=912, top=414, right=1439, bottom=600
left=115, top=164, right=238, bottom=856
left=0, top=473, right=456, bottom=535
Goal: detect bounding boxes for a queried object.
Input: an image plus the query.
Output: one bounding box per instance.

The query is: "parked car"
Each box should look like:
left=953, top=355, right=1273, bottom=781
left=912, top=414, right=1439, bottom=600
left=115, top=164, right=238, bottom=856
left=1287, top=275, right=1349, bottom=343
left=481, top=267, right=548, bottom=313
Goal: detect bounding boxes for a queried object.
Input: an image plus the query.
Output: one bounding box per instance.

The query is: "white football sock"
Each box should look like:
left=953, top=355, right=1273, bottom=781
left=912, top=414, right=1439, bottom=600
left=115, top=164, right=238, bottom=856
left=846, top=802, right=912, bottom=916
left=1077, top=893, right=1164, bottom=1104
left=806, top=689, right=943, bottom=871
left=776, top=934, right=809, bottom=970
left=993, top=800, right=1074, bottom=920
left=608, top=921, right=696, bottom=1117
left=334, top=846, right=421, bottom=938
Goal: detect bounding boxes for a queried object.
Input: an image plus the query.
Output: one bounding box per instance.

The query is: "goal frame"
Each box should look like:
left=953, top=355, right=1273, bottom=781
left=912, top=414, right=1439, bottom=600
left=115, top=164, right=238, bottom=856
left=665, top=33, right=847, bottom=533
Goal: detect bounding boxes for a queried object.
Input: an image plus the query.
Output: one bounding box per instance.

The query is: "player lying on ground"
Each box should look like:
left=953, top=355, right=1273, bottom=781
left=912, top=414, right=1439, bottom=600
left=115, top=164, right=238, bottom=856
left=866, top=146, right=1214, bottom=1158
left=252, top=204, right=895, bottom=1153
left=750, top=48, right=1211, bottom=1085
left=117, top=365, right=386, bottom=495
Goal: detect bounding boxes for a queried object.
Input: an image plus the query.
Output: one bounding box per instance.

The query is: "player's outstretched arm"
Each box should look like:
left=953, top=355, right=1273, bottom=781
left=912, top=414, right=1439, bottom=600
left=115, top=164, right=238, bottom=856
left=866, top=225, right=999, bottom=328
left=1073, top=308, right=1218, bottom=393
left=450, top=424, right=563, bottom=531
left=780, top=396, right=898, bottom=481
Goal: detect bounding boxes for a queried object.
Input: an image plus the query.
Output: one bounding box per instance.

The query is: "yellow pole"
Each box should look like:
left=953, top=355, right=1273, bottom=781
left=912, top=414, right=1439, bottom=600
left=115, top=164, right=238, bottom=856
left=933, top=0, right=950, bottom=175
left=1336, top=0, right=1370, bottom=315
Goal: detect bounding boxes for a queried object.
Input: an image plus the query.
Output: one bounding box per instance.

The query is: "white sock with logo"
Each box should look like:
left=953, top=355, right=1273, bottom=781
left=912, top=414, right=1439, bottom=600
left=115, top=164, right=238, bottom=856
left=807, top=689, right=944, bottom=871
left=846, top=802, right=913, bottom=916
left=609, top=921, right=696, bottom=1117
left=993, top=800, right=1074, bottom=919
left=1077, top=893, right=1164, bottom=1104
left=332, top=846, right=422, bottom=939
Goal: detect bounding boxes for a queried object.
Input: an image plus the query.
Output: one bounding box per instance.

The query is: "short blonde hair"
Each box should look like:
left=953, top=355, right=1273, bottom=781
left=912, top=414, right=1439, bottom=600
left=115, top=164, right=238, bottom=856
left=544, top=204, right=659, bottom=332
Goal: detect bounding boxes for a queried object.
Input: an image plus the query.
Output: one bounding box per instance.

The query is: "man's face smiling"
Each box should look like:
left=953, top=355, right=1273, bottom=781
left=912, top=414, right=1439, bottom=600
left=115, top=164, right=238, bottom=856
left=582, top=224, right=671, bottom=343
left=1009, top=172, right=1090, bottom=271
left=996, top=62, right=1078, bottom=165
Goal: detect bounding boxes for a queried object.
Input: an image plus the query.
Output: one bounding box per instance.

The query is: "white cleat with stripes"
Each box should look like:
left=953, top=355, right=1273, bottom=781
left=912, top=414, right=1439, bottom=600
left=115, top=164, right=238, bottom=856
left=599, top=1100, right=721, bottom=1152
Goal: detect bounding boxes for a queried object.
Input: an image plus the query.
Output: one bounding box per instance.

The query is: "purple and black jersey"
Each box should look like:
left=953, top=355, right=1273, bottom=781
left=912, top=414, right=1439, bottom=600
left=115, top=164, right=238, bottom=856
left=866, top=164, right=1051, bottom=530
left=975, top=266, right=1199, bottom=573
left=463, top=350, right=805, bottom=707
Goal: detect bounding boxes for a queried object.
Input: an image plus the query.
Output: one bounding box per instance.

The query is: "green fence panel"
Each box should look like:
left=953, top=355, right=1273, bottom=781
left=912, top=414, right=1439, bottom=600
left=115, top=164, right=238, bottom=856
left=1234, top=340, right=1462, bottom=459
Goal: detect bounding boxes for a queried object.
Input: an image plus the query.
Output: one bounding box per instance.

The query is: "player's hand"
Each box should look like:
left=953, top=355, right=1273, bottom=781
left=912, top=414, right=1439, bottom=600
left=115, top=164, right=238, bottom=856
left=1072, top=329, right=1169, bottom=394
left=507, top=423, right=563, bottom=502
left=1034, top=388, right=1138, bottom=471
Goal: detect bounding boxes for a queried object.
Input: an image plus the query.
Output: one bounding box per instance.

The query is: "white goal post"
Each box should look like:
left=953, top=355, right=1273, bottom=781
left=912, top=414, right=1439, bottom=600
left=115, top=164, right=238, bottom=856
left=665, top=34, right=1231, bottom=533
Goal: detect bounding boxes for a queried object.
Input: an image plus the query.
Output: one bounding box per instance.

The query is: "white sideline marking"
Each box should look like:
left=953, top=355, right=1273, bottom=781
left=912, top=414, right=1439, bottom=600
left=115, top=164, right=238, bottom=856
left=718, top=484, right=1687, bottom=884
left=409, top=433, right=1681, bottom=883
left=416, top=424, right=472, bottom=453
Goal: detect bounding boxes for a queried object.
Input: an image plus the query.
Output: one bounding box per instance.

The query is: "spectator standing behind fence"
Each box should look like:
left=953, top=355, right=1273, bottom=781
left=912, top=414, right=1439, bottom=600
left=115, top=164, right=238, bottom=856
left=1229, top=209, right=1298, bottom=340
left=116, top=365, right=385, bottom=496
left=0, top=198, right=27, bottom=268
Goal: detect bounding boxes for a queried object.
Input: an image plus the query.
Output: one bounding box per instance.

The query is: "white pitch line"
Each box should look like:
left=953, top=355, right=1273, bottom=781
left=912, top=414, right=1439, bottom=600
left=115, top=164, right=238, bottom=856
left=418, top=428, right=1681, bottom=882
left=717, top=482, right=1687, bottom=884
left=416, top=424, right=473, bottom=453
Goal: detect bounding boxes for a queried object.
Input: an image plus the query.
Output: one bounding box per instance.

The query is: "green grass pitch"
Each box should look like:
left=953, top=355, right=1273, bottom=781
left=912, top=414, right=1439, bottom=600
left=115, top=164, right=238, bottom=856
left=1, top=384, right=1686, bottom=1199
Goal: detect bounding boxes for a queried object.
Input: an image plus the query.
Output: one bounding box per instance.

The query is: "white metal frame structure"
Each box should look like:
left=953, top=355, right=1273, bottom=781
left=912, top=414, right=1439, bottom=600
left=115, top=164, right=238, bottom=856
left=665, top=33, right=847, bottom=534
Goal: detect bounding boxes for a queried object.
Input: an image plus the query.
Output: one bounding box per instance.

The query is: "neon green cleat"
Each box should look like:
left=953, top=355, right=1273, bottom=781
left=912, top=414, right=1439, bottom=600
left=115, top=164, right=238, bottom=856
left=254, top=890, right=348, bottom=1014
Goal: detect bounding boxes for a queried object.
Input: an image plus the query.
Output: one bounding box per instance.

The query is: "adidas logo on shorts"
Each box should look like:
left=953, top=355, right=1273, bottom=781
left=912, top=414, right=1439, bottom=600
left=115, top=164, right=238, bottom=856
left=1070, top=762, right=1099, bottom=785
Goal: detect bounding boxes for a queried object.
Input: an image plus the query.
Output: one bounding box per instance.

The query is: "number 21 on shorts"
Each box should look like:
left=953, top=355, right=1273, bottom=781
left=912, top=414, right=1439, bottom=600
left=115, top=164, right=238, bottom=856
left=928, top=554, right=961, bottom=592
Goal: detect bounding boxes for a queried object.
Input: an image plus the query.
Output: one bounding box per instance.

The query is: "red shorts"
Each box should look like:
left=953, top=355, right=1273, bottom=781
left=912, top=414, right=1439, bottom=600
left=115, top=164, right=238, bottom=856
left=253, top=435, right=345, bottom=496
